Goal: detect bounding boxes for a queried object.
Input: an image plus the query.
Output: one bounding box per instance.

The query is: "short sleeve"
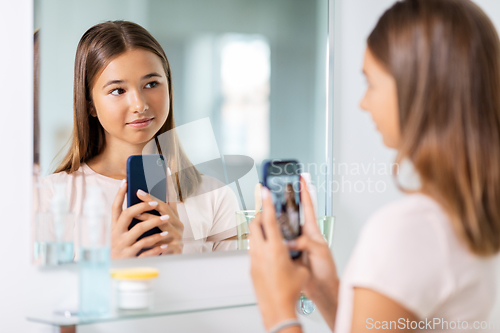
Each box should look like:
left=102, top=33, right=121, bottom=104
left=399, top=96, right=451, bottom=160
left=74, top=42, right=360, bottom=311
left=348, top=201, right=454, bottom=318
left=206, top=185, right=239, bottom=243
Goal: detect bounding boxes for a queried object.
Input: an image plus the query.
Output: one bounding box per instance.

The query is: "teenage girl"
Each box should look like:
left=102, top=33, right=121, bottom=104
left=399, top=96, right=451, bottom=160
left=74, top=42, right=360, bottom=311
left=249, top=1, right=500, bottom=332
left=42, top=21, right=239, bottom=258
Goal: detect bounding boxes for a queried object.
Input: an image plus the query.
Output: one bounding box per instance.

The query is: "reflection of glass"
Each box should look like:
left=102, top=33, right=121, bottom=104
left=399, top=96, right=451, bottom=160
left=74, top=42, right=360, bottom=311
left=298, top=216, right=335, bottom=316
left=236, top=210, right=257, bottom=250
left=317, top=216, right=335, bottom=248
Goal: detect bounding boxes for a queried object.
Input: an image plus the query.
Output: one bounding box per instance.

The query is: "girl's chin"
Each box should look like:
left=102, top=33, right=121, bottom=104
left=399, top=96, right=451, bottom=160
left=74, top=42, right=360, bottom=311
left=382, top=136, right=398, bottom=149
left=120, top=131, right=158, bottom=145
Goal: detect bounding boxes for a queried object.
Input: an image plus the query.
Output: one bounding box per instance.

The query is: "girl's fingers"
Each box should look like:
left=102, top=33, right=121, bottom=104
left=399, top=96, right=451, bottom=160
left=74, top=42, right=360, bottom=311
left=160, top=241, right=182, bottom=255
left=137, top=191, right=183, bottom=233
left=138, top=190, right=175, bottom=218
left=135, top=213, right=178, bottom=231
left=129, top=232, right=170, bottom=256
left=112, top=179, right=128, bottom=227
left=134, top=212, right=158, bottom=221
left=287, top=234, right=325, bottom=253
left=299, top=177, right=323, bottom=240
left=125, top=214, right=170, bottom=244
left=137, top=246, right=164, bottom=258
left=135, top=213, right=175, bottom=230
left=260, top=187, right=281, bottom=242
left=116, top=201, right=160, bottom=232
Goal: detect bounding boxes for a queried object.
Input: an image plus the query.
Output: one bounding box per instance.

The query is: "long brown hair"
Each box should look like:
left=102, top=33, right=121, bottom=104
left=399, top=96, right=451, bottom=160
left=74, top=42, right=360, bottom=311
left=368, top=0, right=500, bottom=256
left=55, top=20, right=201, bottom=199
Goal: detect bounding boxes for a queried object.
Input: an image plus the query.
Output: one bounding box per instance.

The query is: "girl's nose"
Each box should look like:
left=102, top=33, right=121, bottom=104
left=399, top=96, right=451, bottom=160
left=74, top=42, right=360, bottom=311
left=129, top=89, right=148, bottom=113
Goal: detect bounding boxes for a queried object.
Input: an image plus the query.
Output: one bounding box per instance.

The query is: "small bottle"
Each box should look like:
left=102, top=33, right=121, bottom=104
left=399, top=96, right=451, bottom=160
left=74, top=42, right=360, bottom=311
left=79, top=186, right=111, bottom=317
left=50, top=183, right=74, bottom=264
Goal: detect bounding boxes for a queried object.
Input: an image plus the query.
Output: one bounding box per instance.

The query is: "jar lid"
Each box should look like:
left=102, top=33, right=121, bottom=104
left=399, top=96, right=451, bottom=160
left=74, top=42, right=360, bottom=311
left=111, top=267, right=159, bottom=280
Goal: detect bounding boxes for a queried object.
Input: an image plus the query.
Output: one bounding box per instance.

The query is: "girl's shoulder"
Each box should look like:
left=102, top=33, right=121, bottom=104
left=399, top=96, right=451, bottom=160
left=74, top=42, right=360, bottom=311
left=38, top=163, right=123, bottom=214
left=350, top=193, right=497, bottom=319
left=42, top=163, right=122, bottom=186
left=39, top=165, right=86, bottom=193
left=358, top=193, right=469, bottom=272
left=362, top=193, right=450, bottom=241
left=41, top=166, right=84, bottom=184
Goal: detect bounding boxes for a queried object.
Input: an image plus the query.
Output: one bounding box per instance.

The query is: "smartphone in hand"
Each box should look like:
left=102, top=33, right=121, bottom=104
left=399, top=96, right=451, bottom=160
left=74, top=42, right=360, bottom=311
left=262, top=159, right=302, bottom=259
left=127, top=155, right=167, bottom=249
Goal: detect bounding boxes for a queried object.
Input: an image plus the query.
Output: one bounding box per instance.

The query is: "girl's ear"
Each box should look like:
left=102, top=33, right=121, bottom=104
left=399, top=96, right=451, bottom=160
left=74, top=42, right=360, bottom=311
left=88, top=101, right=97, bottom=117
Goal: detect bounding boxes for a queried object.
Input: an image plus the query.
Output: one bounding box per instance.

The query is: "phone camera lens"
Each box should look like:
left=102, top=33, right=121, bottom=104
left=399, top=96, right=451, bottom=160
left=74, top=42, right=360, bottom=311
left=157, top=158, right=163, bottom=166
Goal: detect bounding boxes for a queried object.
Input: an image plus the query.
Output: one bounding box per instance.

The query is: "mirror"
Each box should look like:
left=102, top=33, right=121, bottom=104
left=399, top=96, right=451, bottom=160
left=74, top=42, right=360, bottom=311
left=33, top=0, right=330, bottom=265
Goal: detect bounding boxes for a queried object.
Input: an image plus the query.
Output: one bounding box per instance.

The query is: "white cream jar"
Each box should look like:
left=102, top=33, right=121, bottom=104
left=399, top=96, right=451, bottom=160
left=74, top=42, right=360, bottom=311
left=111, top=267, right=159, bottom=310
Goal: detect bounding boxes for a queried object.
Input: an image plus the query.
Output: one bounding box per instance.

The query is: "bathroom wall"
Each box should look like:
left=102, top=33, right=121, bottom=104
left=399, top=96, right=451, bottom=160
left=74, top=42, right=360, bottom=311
left=0, top=0, right=38, bottom=331
left=330, top=0, right=401, bottom=274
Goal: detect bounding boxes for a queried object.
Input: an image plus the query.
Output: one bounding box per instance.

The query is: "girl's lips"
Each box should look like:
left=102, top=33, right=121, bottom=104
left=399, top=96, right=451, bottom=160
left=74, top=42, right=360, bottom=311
left=127, top=118, right=153, bottom=128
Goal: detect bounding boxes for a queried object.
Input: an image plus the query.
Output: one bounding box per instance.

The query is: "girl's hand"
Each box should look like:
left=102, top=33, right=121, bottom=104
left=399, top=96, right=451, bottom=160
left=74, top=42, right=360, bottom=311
left=135, top=188, right=184, bottom=255
left=248, top=186, right=309, bottom=331
left=287, top=177, right=340, bottom=331
left=111, top=180, right=172, bottom=258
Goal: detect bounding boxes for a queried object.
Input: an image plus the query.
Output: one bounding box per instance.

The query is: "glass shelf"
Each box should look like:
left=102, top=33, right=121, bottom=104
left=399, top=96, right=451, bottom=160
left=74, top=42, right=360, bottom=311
left=27, top=296, right=256, bottom=327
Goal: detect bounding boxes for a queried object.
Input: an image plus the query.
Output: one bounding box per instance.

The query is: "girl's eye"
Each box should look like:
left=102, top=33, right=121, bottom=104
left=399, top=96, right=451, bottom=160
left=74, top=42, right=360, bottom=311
left=145, top=81, right=158, bottom=89
left=110, top=88, right=125, bottom=96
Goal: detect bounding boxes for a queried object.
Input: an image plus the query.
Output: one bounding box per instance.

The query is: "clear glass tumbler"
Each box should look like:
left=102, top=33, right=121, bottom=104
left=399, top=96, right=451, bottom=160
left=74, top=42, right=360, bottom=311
left=235, top=210, right=258, bottom=250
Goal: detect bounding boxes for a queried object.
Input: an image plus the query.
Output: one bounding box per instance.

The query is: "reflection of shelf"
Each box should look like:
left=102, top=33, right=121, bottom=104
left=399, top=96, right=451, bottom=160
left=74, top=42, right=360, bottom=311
left=27, top=250, right=256, bottom=328
left=27, top=295, right=256, bottom=327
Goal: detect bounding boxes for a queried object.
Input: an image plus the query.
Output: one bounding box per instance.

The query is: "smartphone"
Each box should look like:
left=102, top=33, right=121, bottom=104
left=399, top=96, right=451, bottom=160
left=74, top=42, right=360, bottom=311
left=127, top=155, right=167, bottom=248
left=262, top=159, right=302, bottom=259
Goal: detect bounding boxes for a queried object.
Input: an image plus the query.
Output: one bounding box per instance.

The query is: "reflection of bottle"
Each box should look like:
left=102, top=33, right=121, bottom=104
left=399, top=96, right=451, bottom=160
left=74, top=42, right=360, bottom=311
left=79, top=186, right=110, bottom=317
left=36, top=183, right=73, bottom=265
left=51, top=184, right=74, bottom=264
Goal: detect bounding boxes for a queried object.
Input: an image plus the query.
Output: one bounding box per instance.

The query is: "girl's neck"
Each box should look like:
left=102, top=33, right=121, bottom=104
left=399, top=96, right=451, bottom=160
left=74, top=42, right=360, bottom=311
left=87, top=136, right=154, bottom=180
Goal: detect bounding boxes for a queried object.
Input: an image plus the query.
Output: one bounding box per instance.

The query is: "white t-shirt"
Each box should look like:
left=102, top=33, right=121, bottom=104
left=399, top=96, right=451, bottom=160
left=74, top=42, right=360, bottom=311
left=334, top=193, right=498, bottom=333
left=39, top=163, right=240, bottom=255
